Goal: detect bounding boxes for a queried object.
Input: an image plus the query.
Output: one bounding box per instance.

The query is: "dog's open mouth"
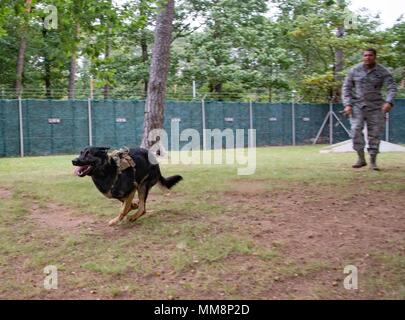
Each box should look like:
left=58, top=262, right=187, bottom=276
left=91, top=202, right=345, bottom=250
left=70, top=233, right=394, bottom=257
left=74, top=165, right=93, bottom=177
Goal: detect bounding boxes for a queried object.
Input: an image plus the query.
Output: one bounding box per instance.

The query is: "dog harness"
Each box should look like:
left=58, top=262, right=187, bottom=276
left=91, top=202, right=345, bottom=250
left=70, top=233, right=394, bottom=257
left=108, top=147, right=136, bottom=175
left=106, top=148, right=150, bottom=198
left=104, top=148, right=138, bottom=197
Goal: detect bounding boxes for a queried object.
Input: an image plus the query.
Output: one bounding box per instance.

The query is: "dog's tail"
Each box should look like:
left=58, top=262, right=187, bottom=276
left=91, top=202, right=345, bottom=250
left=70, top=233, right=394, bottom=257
left=157, top=166, right=183, bottom=189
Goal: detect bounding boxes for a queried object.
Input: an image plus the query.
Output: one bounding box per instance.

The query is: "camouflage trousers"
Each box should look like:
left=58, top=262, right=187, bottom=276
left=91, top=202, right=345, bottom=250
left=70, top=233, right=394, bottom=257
left=350, top=107, right=386, bottom=155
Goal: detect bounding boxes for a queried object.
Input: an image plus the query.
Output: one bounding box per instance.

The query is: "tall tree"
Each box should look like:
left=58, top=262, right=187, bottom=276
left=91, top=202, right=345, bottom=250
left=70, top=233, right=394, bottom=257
left=68, top=20, right=80, bottom=99
left=68, top=0, right=83, bottom=99
left=273, top=0, right=383, bottom=102
left=15, top=0, right=33, bottom=96
left=103, top=24, right=112, bottom=99
left=139, top=0, right=153, bottom=96
left=382, top=18, right=405, bottom=89
left=141, top=0, right=175, bottom=148
left=181, top=0, right=268, bottom=97
left=86, top=0, right=120, bottom=99
left=41, top=16, right=52, bottom=98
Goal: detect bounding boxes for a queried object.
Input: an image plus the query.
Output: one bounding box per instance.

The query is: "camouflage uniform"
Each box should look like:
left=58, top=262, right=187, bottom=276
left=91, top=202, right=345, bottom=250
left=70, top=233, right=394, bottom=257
left=342, top=63, right=397, bottom=155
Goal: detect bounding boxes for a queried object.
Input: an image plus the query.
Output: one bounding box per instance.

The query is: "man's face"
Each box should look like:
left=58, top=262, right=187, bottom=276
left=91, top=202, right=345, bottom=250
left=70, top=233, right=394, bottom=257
left=363, top=51, right=376, bottom=66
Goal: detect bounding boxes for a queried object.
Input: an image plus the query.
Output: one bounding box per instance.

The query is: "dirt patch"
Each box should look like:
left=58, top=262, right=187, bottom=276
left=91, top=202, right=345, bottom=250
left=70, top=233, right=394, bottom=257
left=228, top=180, right=269, bottom=195
left=0, top=187, right=12, bottom=199
left=27, top=189, right=181, bottom=240
left=30, top=202, right=94, bottom=233
left=208, top=179, right=405, bottom=299
left=221, top=179, right=405, bottom=256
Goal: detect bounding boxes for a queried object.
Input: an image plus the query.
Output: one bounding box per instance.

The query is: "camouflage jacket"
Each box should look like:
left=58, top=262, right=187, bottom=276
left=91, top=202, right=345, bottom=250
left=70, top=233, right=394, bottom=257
left=342, top=63, right=397, bottom=110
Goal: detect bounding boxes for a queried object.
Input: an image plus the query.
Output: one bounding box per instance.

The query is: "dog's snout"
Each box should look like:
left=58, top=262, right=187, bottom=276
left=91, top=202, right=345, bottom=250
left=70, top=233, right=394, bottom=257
left=72, top=159, right=79, bottom=166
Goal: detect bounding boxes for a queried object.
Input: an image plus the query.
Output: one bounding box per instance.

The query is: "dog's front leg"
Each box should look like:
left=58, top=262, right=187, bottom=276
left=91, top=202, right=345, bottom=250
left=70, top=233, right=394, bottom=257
left=108, top=190, right=136, bottom=226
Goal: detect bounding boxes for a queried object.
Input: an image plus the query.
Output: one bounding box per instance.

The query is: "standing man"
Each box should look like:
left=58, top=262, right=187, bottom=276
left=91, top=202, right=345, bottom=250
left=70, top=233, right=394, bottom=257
left=342, top=48, right=397, bottom=171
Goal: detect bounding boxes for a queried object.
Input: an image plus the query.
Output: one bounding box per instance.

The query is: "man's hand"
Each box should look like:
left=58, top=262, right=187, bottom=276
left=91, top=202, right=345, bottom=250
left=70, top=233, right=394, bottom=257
left=382, top=103, right=392, bottom=113
left=344, top=105, right=353, bottom=117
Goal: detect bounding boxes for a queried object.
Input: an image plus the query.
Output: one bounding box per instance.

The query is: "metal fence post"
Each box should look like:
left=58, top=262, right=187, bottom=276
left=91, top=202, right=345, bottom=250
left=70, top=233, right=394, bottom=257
left=192, top=79, right=196, bottom=99
left=18, top=96, right=24, bottom=157
left=88, top=98, right=93, bottom=146
left=291, top=90, right=296, bottom=146
left=201, top=97, right=206, bottom=150
left=249, top=98, right=254, bottom=147
left=329, top=100, right=333, bottom=145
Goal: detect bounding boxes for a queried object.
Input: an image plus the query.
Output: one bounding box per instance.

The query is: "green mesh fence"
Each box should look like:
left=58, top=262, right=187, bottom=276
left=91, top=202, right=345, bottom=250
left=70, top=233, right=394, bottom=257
left=0, top=100, right=19, bottom=156
left=0, top=99, right=404, bottom=157
left=390, top=99, right=405, bottom=143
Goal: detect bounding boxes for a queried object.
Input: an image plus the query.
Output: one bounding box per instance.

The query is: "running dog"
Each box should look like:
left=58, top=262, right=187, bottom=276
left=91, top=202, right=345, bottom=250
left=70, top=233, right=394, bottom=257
left=72, top=146, right=183, bottom=226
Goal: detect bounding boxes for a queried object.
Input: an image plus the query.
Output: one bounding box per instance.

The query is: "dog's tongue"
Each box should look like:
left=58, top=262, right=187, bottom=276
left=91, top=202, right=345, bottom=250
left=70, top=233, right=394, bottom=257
left=74, top=166, right=82, bottom=176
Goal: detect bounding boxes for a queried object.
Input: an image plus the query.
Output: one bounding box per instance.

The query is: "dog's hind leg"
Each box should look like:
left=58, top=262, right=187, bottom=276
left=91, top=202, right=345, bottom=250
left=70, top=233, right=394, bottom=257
left=131, top=201, right=139, bottom=210
left=108, top=190, right=136, bottom=226
left=128, top=183, right=148, bottom=222
left=131, top=183, right=139, bottom=210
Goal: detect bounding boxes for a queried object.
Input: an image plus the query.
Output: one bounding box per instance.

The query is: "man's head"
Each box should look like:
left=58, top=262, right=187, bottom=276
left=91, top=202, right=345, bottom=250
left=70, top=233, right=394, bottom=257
left=363, top=48, right=377, bottom=67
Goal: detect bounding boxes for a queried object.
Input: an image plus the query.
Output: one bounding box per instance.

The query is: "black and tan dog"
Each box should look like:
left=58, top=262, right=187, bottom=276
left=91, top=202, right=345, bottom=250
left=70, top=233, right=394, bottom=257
left=72, top=146, right=182, bottom=226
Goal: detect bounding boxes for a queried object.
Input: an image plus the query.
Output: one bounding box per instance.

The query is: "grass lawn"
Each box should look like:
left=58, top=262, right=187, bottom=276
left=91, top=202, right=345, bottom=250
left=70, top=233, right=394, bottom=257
left=0, top=146, right=404, bottom=299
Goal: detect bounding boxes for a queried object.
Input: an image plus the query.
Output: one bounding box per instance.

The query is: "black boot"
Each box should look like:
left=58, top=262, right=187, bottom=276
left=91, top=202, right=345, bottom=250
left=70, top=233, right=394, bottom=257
left=352, top=150, right=367, bottom=168
left=370, top=154, right=380, bottom=171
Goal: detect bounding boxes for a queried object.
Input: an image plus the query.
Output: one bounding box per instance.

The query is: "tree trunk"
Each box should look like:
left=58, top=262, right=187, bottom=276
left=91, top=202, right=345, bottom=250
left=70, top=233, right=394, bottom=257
left=68, top=22, right=80, bottom=100
left=15, top=0, right=32, bottom=97
left=140, top=0, right=149, bottom=97
left=44, top=59, right=51, bottom=98
left=268, top=66, right=274, bottom=103
left=103, top=26, right=112, bottom=100
left=141, top=31, right=149, bottom=97
left=141, top=0, right=175, bottom=149
left=16, top=37, right=27, bottom=97
left=42, top=21, right=52, bottom=99
left=209, top=82, right=222, bottom=93
left=68, top=53, right=77, bottom=99
left=268, top=87, right=272, bottom=103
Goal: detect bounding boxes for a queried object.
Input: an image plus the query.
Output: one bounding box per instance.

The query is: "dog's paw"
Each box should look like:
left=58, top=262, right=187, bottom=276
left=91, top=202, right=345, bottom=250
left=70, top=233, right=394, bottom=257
left=108, top=217, right=120, bottom=226
left=128, top=210, right=146, bottom=222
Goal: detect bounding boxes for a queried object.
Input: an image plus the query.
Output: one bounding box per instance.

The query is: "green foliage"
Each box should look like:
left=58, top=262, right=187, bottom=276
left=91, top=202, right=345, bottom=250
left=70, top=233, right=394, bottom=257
left=0, top=0, right=403, bottom=101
